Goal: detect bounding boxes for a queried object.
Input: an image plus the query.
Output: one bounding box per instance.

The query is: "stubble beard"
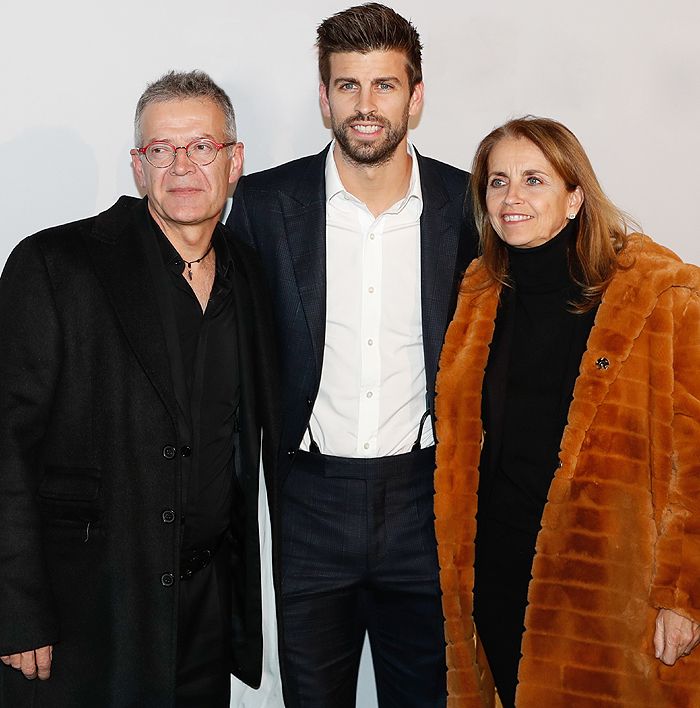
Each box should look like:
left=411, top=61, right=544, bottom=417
left=332, top=107, right=410, bottom=168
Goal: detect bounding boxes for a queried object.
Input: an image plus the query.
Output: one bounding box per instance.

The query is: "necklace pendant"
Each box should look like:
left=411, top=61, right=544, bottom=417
left=187, top=266, right=193, bottom=281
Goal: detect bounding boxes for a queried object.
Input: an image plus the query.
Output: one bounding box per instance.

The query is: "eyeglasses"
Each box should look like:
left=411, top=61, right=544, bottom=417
left=132, top=138, right=236, bottom=168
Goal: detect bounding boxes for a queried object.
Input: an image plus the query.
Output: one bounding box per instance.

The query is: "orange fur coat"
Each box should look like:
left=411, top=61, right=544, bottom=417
left=434, top=235, right=700, bottom=706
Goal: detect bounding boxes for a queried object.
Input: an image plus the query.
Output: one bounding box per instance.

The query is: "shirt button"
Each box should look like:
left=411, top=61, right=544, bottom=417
left=162, top=509, right=175, bottom=524
left=368, top=338, right=373, bottom=346
left=363, top=442, right=370, bottom=450
left=369, top=233, right=375, bottom=240
left=368, top=286, right=374, bottom=293
left=160, top=572, right=174, bottom=587
left=162, top=445, right=176, bottom=459
left=366, top=391, right=373, bottom=398
left=180, top=446, right=192, bottom=457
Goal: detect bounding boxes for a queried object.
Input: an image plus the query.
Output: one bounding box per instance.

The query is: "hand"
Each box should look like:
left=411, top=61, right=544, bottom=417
left=0, top=645, right=53, bottom=680
left=654, top=609, right=700, bottom=666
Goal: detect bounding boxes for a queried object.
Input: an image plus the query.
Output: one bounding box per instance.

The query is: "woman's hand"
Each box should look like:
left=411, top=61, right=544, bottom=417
left=654, top=608, right=700, bottom=665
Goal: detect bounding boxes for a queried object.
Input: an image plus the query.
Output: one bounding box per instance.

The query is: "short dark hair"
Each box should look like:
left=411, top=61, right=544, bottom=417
left=317, top=3, right=423, bottom=89
left=134, top=70, right=236, bottom=147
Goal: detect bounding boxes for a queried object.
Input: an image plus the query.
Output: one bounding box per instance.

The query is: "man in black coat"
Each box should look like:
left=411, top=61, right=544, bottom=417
left=227, top=5, right=477, bottom=707
left=0, top=70, right=280, bottom=707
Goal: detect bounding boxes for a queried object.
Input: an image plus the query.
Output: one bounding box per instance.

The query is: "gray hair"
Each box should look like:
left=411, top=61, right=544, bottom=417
left=134, top=70, right=237, bottom=147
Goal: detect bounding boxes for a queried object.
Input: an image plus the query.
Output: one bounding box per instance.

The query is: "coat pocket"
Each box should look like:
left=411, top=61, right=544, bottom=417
left=37, top=466, right=102, bottom=526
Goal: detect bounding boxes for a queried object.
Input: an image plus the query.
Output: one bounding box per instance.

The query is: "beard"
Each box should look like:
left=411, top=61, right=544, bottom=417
left=331, top=106, right=410, bottom=167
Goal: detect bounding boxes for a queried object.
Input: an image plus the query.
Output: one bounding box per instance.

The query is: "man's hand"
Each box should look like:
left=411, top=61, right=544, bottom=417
left=654, top=609, right=700, bottom=666
left=0, top=645, right=53, bottom=680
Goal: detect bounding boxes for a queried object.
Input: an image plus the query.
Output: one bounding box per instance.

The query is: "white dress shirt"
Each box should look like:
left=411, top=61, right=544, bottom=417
left=301, top=143, right=433, bottom=458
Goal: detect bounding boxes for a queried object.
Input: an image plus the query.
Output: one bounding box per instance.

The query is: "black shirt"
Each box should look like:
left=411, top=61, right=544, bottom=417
left=149, top=212, right=240, bottom=553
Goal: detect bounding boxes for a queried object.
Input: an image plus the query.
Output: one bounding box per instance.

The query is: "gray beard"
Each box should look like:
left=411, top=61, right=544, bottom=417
left=332, top=109, right=409, bottom=168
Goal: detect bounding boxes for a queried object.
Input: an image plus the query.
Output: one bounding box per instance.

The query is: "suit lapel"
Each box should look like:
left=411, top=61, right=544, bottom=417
left=84, top=197, right=178, bottom=425
left=282, top=148, right=328, bottom=379
left=417, top=153, right=462, bottom=397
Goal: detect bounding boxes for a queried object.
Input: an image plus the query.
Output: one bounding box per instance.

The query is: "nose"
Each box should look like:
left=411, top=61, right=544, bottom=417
left=354, top=85, right=378, bottom=117
left=170, top=147, right=195, bottom=175
left=503, top=182, right=523, bottom=205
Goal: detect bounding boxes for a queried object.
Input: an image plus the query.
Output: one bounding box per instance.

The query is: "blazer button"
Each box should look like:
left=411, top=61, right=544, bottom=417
left=180, top=446, right=192, bottom=457
left=287, top=448, right=296, bottom=459
left=160, top=572, right=174, bottom=587
left=162, top=445, right=177, bottom=459
left=162, top=509, right=175, bottom=524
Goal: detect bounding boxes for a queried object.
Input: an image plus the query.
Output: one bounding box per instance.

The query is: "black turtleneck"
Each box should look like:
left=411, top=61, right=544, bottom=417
left=477, top=218, right=596, bottom=534
left=473, top=219, right=597, bottom=707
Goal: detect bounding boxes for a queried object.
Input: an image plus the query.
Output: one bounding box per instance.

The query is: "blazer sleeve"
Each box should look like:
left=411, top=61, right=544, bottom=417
left=650, top=286, right=700, bottom=621
left=0, top=236, right=62, bottom=654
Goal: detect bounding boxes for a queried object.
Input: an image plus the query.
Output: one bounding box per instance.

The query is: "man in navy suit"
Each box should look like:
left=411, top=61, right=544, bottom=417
left=228, top=4, right=477, bottom=707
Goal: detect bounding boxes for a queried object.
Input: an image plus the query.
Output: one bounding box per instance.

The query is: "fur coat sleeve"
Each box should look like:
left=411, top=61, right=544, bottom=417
left=434, top=234, right=700, bottom=707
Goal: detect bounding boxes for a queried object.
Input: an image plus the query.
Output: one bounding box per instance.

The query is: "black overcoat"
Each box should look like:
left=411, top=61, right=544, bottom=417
left=0, top=196, right=279, bottom=707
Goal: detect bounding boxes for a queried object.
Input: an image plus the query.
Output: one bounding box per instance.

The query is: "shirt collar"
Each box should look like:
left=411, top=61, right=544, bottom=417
left=146, top=202, right=234, bottom=280
left=324, top=141, right=423, bottom=215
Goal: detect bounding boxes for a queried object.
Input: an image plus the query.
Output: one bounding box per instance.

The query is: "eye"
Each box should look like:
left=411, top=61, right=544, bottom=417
left=192, top=140, right=215, bottom=154
left=488, top=177, right=506, bottom=188
left=377, top=82, right=393, bottom=91
left=526, top=176, right=542, bottom=185
left=339, top=82, right=357, bottom=91
left=149, top=143, right=172, bottom=155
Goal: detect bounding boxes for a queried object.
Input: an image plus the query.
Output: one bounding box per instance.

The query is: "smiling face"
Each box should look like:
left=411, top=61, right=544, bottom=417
left=485, top=136, right=583, bottom=249
left=319, top=49, right=423, bottom=167
left=131, top=97, right=243, bottom=240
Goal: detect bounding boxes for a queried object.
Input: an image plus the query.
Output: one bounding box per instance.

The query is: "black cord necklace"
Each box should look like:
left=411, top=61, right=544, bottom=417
left=180, top=241, right=214, bottom=281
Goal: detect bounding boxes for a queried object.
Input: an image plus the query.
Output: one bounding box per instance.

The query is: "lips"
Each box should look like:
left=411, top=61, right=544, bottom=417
left=502, top=214, right=532, bottom=222
left=167, top=187, right=203, bottom=194
left=351, top=124, right=382, bottom=135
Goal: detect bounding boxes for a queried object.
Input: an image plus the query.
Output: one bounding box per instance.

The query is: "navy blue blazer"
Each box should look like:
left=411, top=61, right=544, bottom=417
left=228, top=145, right=477, bottom=471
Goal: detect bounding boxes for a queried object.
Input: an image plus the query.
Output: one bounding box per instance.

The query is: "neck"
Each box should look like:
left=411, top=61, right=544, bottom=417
left=148, top=204, right=217, bottom=261
left=333, top=139, right=413, bottom=217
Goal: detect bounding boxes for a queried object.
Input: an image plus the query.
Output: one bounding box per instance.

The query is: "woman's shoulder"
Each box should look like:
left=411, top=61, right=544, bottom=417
left=617, top=233, right=700, bottom=293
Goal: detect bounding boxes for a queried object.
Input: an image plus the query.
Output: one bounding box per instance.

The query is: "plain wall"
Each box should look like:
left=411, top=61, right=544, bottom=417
left=2, top=1, right=698, bottom=705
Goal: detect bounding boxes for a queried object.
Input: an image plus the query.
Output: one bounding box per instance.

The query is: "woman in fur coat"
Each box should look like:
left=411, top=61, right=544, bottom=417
left=434, top=116, right=700, bottom=707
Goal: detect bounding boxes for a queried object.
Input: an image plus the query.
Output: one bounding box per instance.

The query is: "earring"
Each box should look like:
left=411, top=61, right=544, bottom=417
left=568, top=212, right=576, bottom=220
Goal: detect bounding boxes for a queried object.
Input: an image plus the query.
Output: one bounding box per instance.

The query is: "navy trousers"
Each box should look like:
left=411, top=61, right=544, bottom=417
left=281, top=446, right=446, bottom=708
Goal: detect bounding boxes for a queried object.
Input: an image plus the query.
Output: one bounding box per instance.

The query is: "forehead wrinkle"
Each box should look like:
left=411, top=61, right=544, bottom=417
left=146, top=132, right=219, bottom=144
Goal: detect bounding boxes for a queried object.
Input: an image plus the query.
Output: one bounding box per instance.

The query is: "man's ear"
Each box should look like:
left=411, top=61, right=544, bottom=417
left=319, top=81, right=331, bottom=120
left=228, top=142, right=245, bottom=186
left=408, top=81, right=424, bottom=117
left=131, top=150, right=147, bottom=190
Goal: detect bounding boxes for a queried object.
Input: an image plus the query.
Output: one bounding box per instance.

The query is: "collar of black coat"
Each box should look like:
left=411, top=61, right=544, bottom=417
left=88, top=195, right=233, bottom=278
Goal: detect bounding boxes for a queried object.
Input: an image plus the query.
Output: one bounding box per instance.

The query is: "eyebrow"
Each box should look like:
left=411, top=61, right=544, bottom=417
left=488, top=169, right=550, bottom=177
left=147, top=133, right=218, bottom=144
left=333, top=75, right=403, bottom=86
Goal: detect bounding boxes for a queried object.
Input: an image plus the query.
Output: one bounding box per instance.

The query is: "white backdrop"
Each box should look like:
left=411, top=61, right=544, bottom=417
left=2, top=1, right=699, bottom=705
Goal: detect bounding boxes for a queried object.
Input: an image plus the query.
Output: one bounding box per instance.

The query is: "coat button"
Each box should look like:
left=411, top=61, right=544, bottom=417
left=160, top=572, right=174, bottom=587
left=180, top=446, right=192, bottom=457
left=162, top=445, right=176, bottom=459
left=595, top=357, right=610, bottom=370
left=162, top=509, right=175, bottom=524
